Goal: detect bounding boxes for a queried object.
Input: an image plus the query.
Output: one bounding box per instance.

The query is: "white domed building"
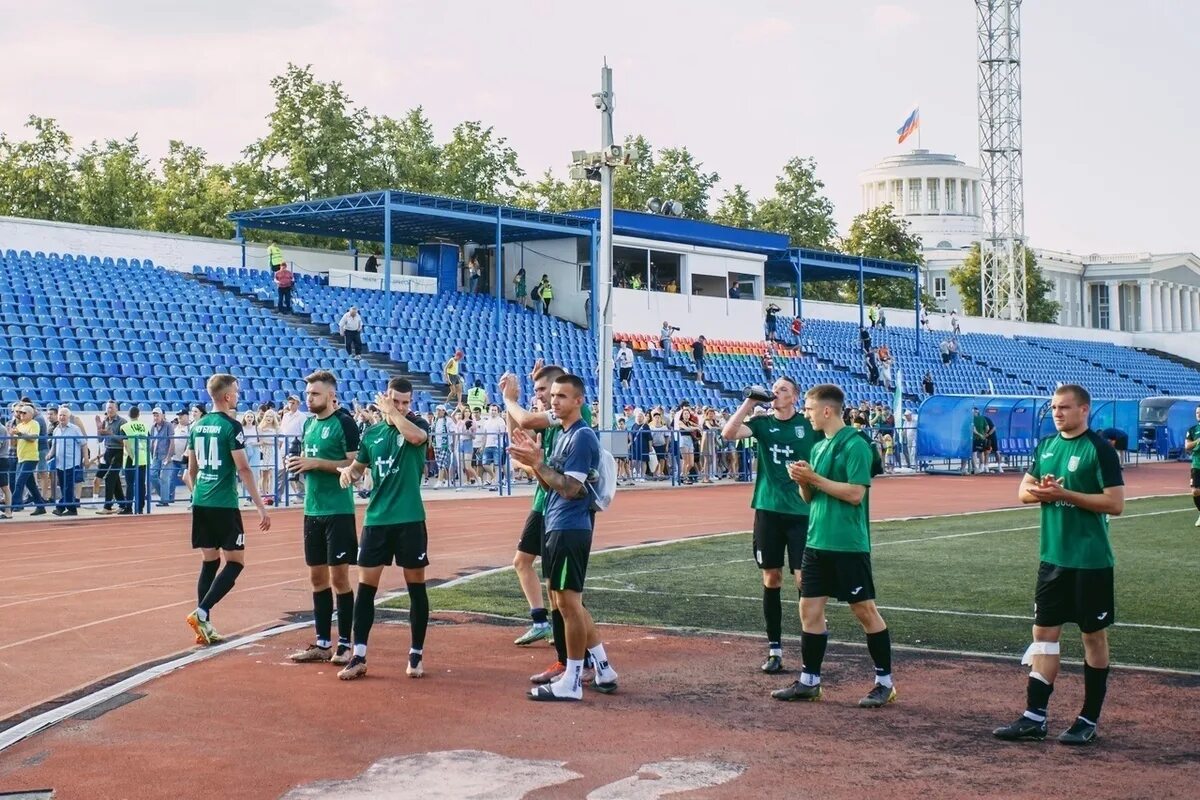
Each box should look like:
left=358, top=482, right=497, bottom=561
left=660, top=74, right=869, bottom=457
left=858, top=150, right=1200, bottom=332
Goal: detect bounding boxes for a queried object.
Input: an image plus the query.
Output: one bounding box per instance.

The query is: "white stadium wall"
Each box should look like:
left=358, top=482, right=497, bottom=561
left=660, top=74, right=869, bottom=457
left=0, top=216, right=361, bottom=274
left=501, top=239, right=590, bottom=328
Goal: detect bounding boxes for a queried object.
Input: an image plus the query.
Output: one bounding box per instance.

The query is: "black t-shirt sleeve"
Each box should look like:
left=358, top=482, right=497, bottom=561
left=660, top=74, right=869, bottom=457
left=1090, top=431, right=1125, bottom=488
left=408, top=414, right=431, bottom=434
left=336, top=410, right=361, bottom=452
left=228, top=419, right=246, bottom=452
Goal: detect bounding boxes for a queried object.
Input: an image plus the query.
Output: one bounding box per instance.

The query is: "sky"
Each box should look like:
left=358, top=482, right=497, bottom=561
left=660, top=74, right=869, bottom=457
left=1, top=0, right=1197, bottom=255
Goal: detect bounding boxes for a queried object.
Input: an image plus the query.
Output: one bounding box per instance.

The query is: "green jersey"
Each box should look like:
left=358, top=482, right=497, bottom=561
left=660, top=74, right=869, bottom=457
left=806, top=426, right=873, bottom=553
left=1187, top=423, right=1200, bottom=468
left=1026, top=429, right=1124, bottom=569
left=302, top=409, right=361, bottom=517
left=121, top=419, right=150, bottom=466
left=972, top=414, right=991, bottom=440
left=359, top=414, right=430, bottom=527
left=188, top=412, right=245, bottom=509
left=746, top=412, right=822, bottom=516
left=532, top=404, right=594, bottom=514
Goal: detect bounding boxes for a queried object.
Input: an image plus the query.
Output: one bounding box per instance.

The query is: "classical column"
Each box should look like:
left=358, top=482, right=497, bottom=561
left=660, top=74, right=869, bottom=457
left=1170, top=284, right=1182, bottom=332
left=1105, top=280, right=1120, bottom=330
left=1191, top=288, right=1200, bottom=332
left=1150, top=280, right=1162, bottom=332
left=1138, top=279, right=1153, bottom=332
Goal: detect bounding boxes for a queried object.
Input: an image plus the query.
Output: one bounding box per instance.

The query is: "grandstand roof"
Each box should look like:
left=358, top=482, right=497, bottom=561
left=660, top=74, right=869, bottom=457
left=765, top=248, right=921, bottom=284
left=228, top=190, right=596, bottom=246
left=568, top=208, right=789, bottom=255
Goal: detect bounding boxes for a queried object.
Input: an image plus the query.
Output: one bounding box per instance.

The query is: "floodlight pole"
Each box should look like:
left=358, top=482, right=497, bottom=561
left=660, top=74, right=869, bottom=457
left=596, top=63, right=616, bottom=430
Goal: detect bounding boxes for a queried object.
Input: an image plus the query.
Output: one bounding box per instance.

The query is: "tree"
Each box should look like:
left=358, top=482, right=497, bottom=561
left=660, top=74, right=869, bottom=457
left=712, top=184, right=755, bottom=228
left=514, top=169, right=595, bottom=212
left=238, top=63, right=370, bottom=205
left=437, top=120, right=523, bottom=203
left=148, top=140, right=245, bottom=239
left=841, top=203, right=935, bottom=310
left=0, top=115, right=80, bottom=222
left=359, top=107, right=442, bottom=193
left=753, top=156, right=837, bottom=249
left=948, top=243, right=1061, bottom=323
left=645, top=146, right=719, bottom=220
left=75, top=136, right=155, bottom=229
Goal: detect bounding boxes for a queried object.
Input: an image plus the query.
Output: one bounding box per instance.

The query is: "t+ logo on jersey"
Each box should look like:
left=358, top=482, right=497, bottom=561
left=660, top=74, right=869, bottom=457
left=768, top=443, right=793, bottom=465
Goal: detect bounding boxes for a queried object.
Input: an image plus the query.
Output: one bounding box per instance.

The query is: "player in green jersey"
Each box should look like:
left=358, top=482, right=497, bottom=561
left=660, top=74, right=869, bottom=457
left=722, top=377, right=822, bottom=674
left=1184, top=404, right=1200, bottom=527
left=994, top=384, right=1125, bottom=745
left=500, top=360, right=595, bottom=684
left=335, top=378, right=430, bottom=681
left=286, top=371, right=362, bottom=666
left=184, top=374, right=271, bottom=646
left=773, top=383, right=896, bottom=708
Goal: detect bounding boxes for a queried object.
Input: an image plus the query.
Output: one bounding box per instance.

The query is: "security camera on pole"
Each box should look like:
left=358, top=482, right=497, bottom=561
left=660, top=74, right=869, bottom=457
left=569, top=61, right=637, bottom=430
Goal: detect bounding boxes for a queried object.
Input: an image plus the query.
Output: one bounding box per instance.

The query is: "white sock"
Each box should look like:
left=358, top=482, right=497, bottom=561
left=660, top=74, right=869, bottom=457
left=551, top=659, right=584, bottom=697
left=194, top=607, right=208, bottom=622
left=876, top=673, right=894, bottom=688
left=768, top=647, right=783, bottom=657
left=800, top=671, right=821, bottom=686
left=1023, top=710, right=1046, bottom=722
left=588, top=644, right=617, bottom=682
left=316, top=639, right=331, bottom=649
left=353, top=643, right=367, bottom=658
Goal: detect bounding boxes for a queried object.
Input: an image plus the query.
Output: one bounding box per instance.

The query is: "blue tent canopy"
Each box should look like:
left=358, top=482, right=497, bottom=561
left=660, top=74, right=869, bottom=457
left=916, top=395, right=977, bottom=460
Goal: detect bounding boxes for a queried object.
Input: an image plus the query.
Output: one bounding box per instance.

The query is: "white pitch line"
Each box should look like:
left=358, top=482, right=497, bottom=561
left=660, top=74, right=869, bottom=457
left=582, top=585, right=1200, bottom=634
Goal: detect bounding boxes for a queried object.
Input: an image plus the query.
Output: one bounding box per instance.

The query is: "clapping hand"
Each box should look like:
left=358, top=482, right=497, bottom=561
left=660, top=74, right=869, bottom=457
left=508, top=428, right=541, bottom=469
left=338, top=464, right=356, bottom=489
left=499, top=373, right=520, bottom=402
left=787, top=460, right=816, bottom=486
left=1027, top=473, right=1066, bottom=502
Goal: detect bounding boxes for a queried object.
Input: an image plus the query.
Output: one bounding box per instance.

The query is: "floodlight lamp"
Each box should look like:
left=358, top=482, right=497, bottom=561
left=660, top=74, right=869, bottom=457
left=571, top=150, right=588, bottom=163
left=647, top=197, right=663, bottom=213
left=665, top=200, right=684, bottom=217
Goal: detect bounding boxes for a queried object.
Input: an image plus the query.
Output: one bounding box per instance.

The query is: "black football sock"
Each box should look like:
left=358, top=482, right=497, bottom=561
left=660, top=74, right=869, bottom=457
left=1080, top=662, right=1110, bottom=723
left=531, top=607, right=549, bottom=625
left=336, top=591, right=354, bottom=644
left=1025, top=674, right=1054, bottom=722
left=551, top=608, right=567, bottom=664
left=313, top=588, right=334, bottom=645
left=762, top=587, right=782, bottom=651
left=800, top=631, right=828, bottom=679
left=866, top=628, right=893, bottom=685
left=353, top=583, right=378, bottom=651
left=199, top=562, right=243, bottom=614
left=1193, top=494, right=1200, bottom=512
left=408, top=582, right=429, bottom=652
left=197, top=559, right=220, bottom=608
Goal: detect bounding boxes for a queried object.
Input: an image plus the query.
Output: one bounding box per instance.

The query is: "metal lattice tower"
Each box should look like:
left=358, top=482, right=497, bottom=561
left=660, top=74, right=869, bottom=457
left=977, top=0, right=1026, bottom=320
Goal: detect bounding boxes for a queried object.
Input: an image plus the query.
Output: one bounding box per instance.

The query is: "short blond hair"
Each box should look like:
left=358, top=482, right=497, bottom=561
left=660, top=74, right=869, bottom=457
left=206, top=373, right=238, bottom=400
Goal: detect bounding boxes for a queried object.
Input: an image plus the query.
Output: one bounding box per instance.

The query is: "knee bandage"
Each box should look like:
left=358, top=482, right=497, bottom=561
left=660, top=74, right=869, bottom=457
left=1021, top=641, right=1060, bottom=666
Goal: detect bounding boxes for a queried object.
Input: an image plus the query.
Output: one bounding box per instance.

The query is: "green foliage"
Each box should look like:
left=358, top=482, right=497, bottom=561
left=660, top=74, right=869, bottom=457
left=76, top=136, right=154, bottom=229
left=359, top=107, right=442, bottom=193
left=949, top=243, right=1061, bottom=323
left=712, top=184, right=755, bottom=228
left=752, top=156, right=837, bottom=248
left=148, top=141, right=244, bottom=239
left=437, top=120, right=523, bottom=203
left=0, top=115, right=80, bottom=221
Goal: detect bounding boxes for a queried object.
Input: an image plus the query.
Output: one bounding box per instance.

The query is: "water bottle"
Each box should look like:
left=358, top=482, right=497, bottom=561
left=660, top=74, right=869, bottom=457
left=743, top=385, right=774, bottom=403
left=286, top=437, right=302, bottom=481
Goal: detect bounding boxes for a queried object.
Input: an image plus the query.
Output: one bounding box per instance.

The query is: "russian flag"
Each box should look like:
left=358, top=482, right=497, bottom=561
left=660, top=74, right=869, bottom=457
left=896, top=107, right=920, bottom=144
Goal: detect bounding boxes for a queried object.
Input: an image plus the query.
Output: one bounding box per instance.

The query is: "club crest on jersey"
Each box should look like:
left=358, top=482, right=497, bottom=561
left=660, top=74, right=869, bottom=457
left=1067, top=455, right=1081, bottom=472
left=322, top=428, right=331, bottom=439
left=794, top=426, right=806, bottom=439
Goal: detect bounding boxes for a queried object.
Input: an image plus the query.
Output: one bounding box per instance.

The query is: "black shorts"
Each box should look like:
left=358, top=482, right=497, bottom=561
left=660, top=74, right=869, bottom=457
left=618, top=367, right=633, bottom=382
left=517, top=509, right=545, bottom=556
left=303, top=514, right=358, bottom=567
left=1191, top=468, right=1200, bottom=489
left=800, top=547, right=876, bottom=603
left=752, top=510, right=809, bottom=572
left=358, top=521, right=429, bottom=569
left=543, top=528, right=593, bottom=592
left=191, top=506, right=246, bottom=551
left=0, top=457, right=11, bottom=488
left=1034, top=562, right=1115, bottom=633
left=972, top=437, right=987, bottom=453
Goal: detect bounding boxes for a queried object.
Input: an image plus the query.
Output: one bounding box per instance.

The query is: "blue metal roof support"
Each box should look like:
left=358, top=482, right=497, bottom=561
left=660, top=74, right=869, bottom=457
left=793, top=254, right=803, bottom=321
left=494, top=206, right=503, bottom=332
left=589, top=222, right=599, bottom=334
left=858, top=257, right=866, bottom=330
left=914, top=272, right=922, bottom=357
left=383, top=192, right=393, bottom=321
left=234, top=222, right=245, bottom=270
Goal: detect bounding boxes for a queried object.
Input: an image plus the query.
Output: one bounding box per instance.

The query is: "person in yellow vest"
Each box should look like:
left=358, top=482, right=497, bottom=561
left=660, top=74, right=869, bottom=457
left=466, top=380, right=488, bottom=414
left=537, top=274, right=553, bottom=315
left=121, top=406, right=152, bottom=515
left=10, top=404, right=48, bottom=515
left=267, top=241, right=284, bottom=273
